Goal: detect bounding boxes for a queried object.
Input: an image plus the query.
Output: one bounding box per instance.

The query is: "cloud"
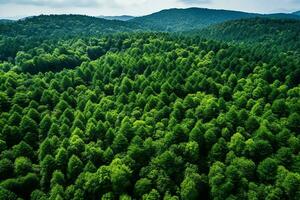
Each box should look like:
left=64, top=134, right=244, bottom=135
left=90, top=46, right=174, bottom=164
left=0, top=0, right=300, bottom=18
left=0, top=0, right=100, bottom=8
left=178, top=0, right=212, bottom=4
left=0, top=0, right=213, bottom=8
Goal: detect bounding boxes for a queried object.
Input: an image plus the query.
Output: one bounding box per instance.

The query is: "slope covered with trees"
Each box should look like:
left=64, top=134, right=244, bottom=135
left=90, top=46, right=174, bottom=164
left=130, top=8, right=258, bottom=31
left=130, top=7, right=300, bottom=32
left=0, top=19, right=14, bottom=24
left=0, top=15, right=142, bottom=38
left=293, top=11, right=300, bottom=16
left=0, top=15, right=143, bottom=61
left=266, top=13, right=300, bottom=19
left=0, top=30, right=300, bottom=199
left=0, top=10, right=300, bottom=200
left=196, top=18, right=300, bottom=52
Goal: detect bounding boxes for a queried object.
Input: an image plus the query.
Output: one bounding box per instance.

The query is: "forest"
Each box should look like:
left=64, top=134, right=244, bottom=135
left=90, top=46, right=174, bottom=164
left=0, top=8, right=300, bottom=200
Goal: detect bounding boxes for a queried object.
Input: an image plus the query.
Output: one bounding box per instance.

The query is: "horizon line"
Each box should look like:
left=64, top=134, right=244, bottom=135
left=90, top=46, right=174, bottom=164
left=0, top=6, right=299, bottom=20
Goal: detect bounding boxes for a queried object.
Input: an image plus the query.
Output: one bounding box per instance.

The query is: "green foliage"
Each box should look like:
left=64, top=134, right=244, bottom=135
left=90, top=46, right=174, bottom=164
left=0, top=158, right=14, bottom=180
left=14, top=156, right=32, bottom=176
left=67, top=155, right=84, bottom=181
left=257, top=158, right=278, bottom=182
left=197, top=18, right=300, bottom=52
left=110, top=158, right=132, bottom=194
left=131, top=8, right=300, bottom=32
left=0, top=16, right=299, bottom=200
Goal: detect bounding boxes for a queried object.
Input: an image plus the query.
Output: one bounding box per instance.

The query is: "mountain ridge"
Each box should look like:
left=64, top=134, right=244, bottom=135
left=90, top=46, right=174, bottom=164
left=195, top=17, right=300, bottom=52
left=98, top=15, right=135, bottom=21
left=1, top=7, right=300, bottom=34
left=130, top=7, right=258, bottom=31
left=129, top=7, right=300, bottom=32
left=0, top=14, right=144, bottom=38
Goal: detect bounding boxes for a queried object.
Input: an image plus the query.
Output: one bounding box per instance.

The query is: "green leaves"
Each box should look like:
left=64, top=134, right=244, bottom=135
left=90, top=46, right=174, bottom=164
left=257, top=158, right=278, bottom=183
left=0, top=91, right=10, bottom=112
left=110, top=158, right=132, bottom=194
left=0, top=28, right=299, bottom=200
left=14, top=157, right=32, bottom=176
left=67, top=155, right=83, bottom=181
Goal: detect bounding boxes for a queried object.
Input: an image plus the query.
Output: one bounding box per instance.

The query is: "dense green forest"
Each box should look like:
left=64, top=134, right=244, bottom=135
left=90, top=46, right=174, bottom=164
left=130, top=8, right=257, bottom=31
left=130, top=8, right=300, bottom=32
left=0, top=15, right=142, bottom=38
left=0, top=9, right=300, bottom=200
left=0, top=20, right=14, bottom=24
left=0, top=15, right=144, bottom=62
left=195, top=18, right=300, bottom=52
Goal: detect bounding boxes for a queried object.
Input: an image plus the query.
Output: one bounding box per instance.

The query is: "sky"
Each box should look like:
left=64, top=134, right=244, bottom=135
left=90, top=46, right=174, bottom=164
left=1, top=0, right=300, bottom=19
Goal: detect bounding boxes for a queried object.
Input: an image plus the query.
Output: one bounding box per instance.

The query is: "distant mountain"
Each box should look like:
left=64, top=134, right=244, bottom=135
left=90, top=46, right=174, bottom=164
left=196, top=18, right=300, bottom=51
left=0, top=14, right=143, bottom=38
left=293, top=11, right=300, bottom=16
left=0, top=15, right=29, bottom=21
left=130, top=7, right=300, bottom=32
left=130, top=7, right=259, bottom=31
left=0, top=14, right=145, bottom=61
left=0, top=19, right=14, bottom=24
left=98, top=15, right=135, bottom=21
left=266, top=13, right=300, bottom=19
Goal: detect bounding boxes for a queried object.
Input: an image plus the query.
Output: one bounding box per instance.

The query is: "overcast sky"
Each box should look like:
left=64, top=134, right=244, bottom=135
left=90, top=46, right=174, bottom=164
left=1, top=0, right=300, bottom=19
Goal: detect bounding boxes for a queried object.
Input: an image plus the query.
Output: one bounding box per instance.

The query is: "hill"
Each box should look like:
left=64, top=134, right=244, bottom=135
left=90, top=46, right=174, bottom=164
left=0, top=19, right=14, bottom=24
left=293, top=11, right=300, bottom=15
left=196, top=18, right=300, bottom=52
left=0, top=14, right=144, bottom=60
left=98, top=15, right=135, bottom=21
left=0, top=14, right=142, bottom=38
left=130, top=7, right=258, bottom=31
left=266, top=13, right=300, bottom=19
left=130, top=7, right=300, bottom=32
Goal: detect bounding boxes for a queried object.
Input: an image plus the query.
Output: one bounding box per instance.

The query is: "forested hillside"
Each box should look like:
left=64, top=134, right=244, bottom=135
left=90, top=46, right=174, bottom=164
left=293, top=11, right=300, bottom=15
left=0, top=15, right=143, bottom=61
left=0, top=15, right=142, bottom=38
left=130, top=8, right=300, bottom=32
left=266, top=13, right=300, bottom=19
left=196, top=18, right=300, bottom=52
left=0, top=9, right=300, bottom=200
left=130, top=8, right=258, bottom=31
left=0, top=19, right=14, bottom=24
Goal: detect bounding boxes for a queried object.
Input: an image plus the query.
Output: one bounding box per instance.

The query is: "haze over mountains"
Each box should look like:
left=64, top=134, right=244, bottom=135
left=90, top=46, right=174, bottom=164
left=0, top=15, right=144, bottom=38
left=130, top=8, right=257, bottom=31
left=1, top=7, right=300, bottom=28
left=1, top=7, right=299, bottom=34
left=129, top=7, right=300, bottom=31
left=98, top=15, right=135, bottom=21
left=1, top=7, right=299, bottom=63
left=1, top=7, right=299, bottom=48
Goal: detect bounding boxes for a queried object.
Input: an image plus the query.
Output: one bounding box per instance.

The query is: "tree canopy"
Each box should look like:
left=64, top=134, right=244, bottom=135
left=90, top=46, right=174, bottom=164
left=0, top=13, right=299, bottom=200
